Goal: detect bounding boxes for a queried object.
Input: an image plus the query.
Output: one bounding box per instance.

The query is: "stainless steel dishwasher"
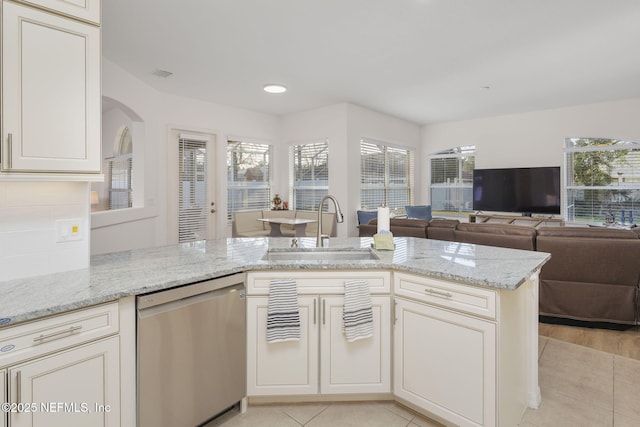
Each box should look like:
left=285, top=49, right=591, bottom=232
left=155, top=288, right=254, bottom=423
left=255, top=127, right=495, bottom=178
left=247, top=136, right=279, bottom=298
left=137, top=273, right=246, bottom=427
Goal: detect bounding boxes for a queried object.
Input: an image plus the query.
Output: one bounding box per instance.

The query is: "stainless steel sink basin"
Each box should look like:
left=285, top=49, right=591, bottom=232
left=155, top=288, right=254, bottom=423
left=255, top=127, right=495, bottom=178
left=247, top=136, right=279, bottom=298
left=261, top=248, right=380, bottom=261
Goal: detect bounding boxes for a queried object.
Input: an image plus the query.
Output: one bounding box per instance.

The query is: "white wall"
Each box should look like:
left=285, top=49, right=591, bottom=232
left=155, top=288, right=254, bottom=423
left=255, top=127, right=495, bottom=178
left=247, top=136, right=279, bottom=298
left=422, top=97, right=640, bottom=171
left=91, top=59, right=281, bottom=254
left=421, top=97, right=640, bottom=210
left=0, top=182, right=90, bottom=281
left=281, top=103, right=421, bottom=237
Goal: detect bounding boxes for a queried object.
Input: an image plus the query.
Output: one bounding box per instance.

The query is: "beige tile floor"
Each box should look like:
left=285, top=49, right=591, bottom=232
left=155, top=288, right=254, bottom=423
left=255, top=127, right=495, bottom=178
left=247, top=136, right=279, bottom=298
left=207, top=325, right=640, bottom=427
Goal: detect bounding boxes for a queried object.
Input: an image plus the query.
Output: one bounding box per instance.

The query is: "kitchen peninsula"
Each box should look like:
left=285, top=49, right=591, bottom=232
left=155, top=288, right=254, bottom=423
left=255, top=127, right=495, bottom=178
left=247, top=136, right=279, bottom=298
left=0, top=237, right=550, bottom=427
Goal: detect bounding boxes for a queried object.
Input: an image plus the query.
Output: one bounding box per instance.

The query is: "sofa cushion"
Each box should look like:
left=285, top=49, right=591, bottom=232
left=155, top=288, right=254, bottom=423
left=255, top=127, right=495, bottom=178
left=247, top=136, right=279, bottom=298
left=357, top=210, right=378, bottom=225
left=454, top=223, right=537, bottom=251
left=405, top=205, right=432, bottom=221
left=426, top=219, right=459, bottom=241
left=358, top=218, right=429, bottom=238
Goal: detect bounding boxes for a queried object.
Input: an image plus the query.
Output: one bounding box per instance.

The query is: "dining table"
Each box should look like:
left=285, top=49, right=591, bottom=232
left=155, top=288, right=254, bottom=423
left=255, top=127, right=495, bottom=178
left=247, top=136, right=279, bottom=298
left=257, top=217, right=318, bottom=237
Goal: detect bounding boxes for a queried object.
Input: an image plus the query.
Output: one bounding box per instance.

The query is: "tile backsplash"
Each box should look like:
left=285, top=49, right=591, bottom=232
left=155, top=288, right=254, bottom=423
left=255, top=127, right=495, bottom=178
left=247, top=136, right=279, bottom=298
left=0, top=181, right=90, bottom=281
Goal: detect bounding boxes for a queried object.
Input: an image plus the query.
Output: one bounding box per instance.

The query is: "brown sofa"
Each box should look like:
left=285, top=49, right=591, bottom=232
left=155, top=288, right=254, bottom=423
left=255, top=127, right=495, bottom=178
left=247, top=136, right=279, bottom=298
left=358, top=218, right=429, bottom=238
left=536, top=227, right=640, bottom=325
left=358, top=218, right=640, bottom=326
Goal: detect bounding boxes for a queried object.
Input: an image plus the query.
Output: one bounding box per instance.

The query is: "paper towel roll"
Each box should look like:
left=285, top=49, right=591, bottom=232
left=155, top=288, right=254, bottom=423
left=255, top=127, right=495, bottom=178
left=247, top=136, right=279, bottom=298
left=377, top=206, right=390, bottom=233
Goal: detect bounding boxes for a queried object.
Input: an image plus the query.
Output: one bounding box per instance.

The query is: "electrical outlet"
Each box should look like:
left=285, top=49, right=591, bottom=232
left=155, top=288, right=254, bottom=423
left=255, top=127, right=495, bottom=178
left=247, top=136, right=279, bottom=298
left=56, top=219, right=84, bottom=242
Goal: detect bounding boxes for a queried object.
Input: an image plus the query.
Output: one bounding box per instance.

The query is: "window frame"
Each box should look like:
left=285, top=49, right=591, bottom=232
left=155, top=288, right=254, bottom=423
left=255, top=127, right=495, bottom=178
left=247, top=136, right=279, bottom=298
left=359, top=138, right=414, bottom=213
left=227, top=140, right=273, bottom=220
left=428, top=146, right=475, bottom=217
left=289, top=140, right=329, bottom=211
left=564, top=137, right=640, bottom=224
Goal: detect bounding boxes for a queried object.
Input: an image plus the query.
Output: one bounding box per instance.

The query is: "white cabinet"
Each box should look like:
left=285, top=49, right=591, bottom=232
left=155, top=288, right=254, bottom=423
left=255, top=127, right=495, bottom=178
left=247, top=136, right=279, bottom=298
left=394, top=298, right=496, bottom=427
left=1, top=0, right=101, bottom=175
left=393, top=272, right=540, bottom=427
left=246, top=271, right=391, bottom=397
left=0, top=302, right=124, bottom=427
left=14, top=0, right=101, bottom=24
left=8, top=337, right=119, bottom=427
left=247, top=295, right=318, bottom=396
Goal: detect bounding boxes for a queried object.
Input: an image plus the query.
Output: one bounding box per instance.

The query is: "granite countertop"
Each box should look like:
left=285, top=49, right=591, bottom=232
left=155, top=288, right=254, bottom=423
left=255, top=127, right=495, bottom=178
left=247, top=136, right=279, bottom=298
left=0, top=237, right=550, bottom=328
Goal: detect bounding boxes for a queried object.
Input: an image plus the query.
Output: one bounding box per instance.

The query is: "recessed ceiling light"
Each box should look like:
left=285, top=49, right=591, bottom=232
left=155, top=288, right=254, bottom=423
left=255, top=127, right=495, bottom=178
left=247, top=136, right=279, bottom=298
left=263, top=84, right=287, bottom=94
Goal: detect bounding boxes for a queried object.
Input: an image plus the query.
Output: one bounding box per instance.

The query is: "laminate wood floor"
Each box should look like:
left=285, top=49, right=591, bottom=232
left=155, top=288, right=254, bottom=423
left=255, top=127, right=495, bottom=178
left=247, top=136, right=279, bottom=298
left=539, top=322, right=640, bottom=361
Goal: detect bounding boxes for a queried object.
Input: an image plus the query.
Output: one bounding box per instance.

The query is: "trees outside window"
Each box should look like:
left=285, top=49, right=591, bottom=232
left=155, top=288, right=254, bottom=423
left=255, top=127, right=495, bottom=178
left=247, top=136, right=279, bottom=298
left=565, top=138, right=640, bottom=224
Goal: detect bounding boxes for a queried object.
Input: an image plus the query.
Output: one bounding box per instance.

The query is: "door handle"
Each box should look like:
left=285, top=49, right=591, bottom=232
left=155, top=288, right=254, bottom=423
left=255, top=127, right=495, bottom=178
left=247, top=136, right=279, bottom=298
left=322, top=299, right=326, bottom=325
left=313, top=298, right=317, bottom=325
left=16, top=370, right=21, bottom=404
left=7, top=133, right=13, bottom=169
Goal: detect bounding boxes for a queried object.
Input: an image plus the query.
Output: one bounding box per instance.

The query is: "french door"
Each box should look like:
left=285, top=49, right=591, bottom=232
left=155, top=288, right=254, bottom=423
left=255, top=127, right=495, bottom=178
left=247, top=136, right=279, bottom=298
left=168, top=130, right=217, bottom=243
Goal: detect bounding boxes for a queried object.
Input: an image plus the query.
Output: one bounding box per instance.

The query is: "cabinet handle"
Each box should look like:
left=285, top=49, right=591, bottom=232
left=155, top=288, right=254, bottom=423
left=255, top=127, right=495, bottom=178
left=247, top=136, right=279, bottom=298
left=33, top=325, right=83, bottom=344
left=425, top=288, right=453, bottom=299
left=16, top=371, right=21, bottom=405
left=313, top=298, right=317, bottom=325
left=322, top=299, right=326, bottom=325
left=393, top=300, right=397, bottom=325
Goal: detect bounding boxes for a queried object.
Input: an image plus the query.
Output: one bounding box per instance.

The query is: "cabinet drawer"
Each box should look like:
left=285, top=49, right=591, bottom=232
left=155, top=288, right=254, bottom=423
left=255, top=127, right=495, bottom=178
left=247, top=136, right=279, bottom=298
left=0, top=302, right=118, bottom=367
left=14, top=0, right=101, bottom=24
left=394, top=272, right=497, bottom=319
left=246, top=270, right=390, bottom=295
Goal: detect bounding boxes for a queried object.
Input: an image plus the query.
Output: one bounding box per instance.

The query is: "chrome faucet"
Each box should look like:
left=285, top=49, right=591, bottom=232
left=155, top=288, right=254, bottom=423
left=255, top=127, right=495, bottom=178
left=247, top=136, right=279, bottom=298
left=317, top=195, right=345, bottom=247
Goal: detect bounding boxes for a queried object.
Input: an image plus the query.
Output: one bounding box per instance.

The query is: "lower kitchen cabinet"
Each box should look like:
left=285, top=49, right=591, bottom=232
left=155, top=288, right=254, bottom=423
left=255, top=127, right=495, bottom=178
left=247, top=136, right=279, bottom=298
left=8, top=336, right=120, bottom=427
left=246, top=271, right=391, bottom=397
left=247, top=295, right=390, bottom=396
left=394, top=297, right=496, bottom=427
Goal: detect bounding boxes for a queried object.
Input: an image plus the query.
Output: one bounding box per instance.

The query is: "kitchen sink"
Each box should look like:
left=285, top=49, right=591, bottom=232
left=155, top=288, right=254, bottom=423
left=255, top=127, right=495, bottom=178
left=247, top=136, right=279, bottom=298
left=261, top=248, right=380, bottom=261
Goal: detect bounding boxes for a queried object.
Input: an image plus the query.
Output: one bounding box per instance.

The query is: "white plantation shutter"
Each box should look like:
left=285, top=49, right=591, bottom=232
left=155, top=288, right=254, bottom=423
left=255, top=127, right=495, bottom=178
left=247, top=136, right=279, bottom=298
left=179, top=137, right=208, bottom=243
left=227, top=141, right=272, bottom=219
left=290, top=141, right=329, bottom=211
left=565, top=138, right=640, bottom=224
left=360, top=139, right=413, bottom=211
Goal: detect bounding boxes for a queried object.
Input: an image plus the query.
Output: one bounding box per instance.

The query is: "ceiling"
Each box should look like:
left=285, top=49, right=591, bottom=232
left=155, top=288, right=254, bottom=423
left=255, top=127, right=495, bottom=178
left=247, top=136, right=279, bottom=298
left=102, top=0, right=640, bottom=125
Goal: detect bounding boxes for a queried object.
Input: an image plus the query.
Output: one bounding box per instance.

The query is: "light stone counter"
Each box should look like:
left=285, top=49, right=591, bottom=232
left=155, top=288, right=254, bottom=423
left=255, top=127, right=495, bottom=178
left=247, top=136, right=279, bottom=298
left=0, top=237, right=550, bottom=327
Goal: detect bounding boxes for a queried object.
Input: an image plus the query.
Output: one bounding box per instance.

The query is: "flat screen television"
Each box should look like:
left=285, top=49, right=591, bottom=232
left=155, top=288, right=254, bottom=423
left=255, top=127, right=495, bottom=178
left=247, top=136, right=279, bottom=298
left=472, top=167, right=561, bottom=215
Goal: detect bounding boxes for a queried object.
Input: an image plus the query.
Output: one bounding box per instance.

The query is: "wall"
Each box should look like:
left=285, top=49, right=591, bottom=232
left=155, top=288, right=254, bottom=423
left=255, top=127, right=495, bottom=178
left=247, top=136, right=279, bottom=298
left=0, top=182, right=90, bottom=281
left=281, top=103, right=421, bottom=237
left=421, top=97, right=640, bottom=206
left=92, top=59, right=281, bottom=254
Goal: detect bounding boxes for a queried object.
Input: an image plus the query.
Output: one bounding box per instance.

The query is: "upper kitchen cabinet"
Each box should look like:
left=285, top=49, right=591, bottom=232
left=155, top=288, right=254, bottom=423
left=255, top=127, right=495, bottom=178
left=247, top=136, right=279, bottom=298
left=13, top=0, right=100, bottom=24
left=1, top=0, right=101, bottom=177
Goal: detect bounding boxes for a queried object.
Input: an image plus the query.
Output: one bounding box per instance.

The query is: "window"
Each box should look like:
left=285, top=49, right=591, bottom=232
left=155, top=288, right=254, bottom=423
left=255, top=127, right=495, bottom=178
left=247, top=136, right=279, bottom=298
left=289, top=141, right=328, bottom=211
left=429, top=146, right=475, bottom=216
left=565, top=138, right=640, bottom=224
left=227, top=140, right=272, bottom=220
left=360, top=139, right=414, bottom=212
left=106, top=126, right=133, bottom=210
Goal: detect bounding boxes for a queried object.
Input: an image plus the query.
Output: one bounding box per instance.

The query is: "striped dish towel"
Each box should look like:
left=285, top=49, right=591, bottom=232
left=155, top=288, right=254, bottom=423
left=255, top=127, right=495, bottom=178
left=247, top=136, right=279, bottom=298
left=343, top=280, right=373, bottom=342
left=267, top=279, right=300, bottom=343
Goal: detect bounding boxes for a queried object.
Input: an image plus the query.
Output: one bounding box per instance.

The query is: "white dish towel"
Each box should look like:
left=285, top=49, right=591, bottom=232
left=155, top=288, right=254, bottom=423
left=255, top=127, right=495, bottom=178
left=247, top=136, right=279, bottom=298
left=267, top=279, right=300, bottom=343
left=343, top=280, right=374, bottom=342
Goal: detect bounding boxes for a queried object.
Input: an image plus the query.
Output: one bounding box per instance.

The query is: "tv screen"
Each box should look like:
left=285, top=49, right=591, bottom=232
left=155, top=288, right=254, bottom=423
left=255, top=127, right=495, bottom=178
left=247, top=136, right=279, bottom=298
left=472, top=167, right=561, bottom=214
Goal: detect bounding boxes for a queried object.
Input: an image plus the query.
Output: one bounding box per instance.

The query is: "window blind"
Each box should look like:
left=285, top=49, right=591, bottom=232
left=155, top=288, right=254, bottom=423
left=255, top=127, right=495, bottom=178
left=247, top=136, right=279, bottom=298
left=429, top=146, right=475, bottom=215
left=227, top=141, right=272, bottom=219
left=290, top=141, right=328, bottom=211
left=565, top=138, right=640, bottom=224
left=179, top=138, right=208, bottom=243
left=360, top=139, right=413, bottom=211
left=107, top=154, right=132, bottom=210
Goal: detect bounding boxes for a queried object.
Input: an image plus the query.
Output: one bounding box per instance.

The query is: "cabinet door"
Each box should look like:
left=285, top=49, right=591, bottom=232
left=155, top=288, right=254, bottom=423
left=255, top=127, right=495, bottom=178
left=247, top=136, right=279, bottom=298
left=394, top=298, right=496, bottom=427
left=2, top=1, right=101, bottom=173
left=16, top=0, right=101, bottom=24
left=320, top=295, right=391, bottom=394
left=247, top=296, right=319, bottom=396
left=9, top=336, right=119, bottom=427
